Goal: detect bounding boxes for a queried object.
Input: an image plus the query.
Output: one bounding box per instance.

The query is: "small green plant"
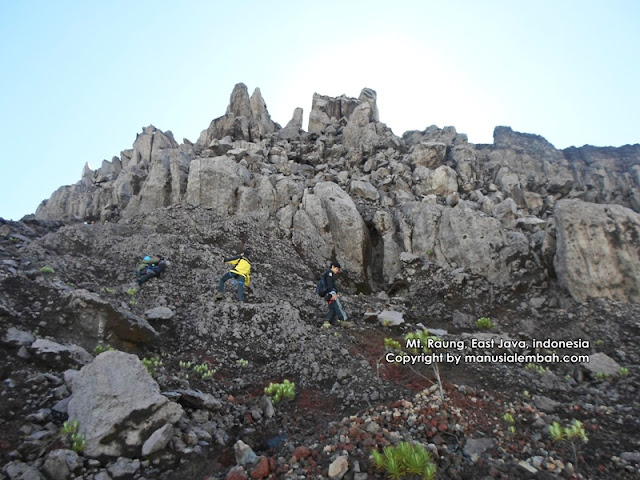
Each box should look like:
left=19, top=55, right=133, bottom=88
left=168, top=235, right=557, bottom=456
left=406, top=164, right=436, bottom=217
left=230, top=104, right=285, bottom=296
left=549, top=420, right=588, bottom=472
left=264, top=379, right=295, bottom=403
left=619, top=367, right=629, bottom=377
left=384, top=338, right=403, bottom=351
left=60, top=420, right=79, bottom=436
left=40, top=266, right=55, bottom=274
left=70, top=432, right=86, bottom=452
left=322, top=321, right=331, bottom=329
left=382, top=319, right=391, bottom=327
left=425, top=248, right=434, bottom=256
left=475, top=317, right=494, bottom=330
left=371, top=441, right=437, bottom=480
left=503, top=412, right=516, bottom=434
left=237, top=358, right=249, bottom=367
left=193, top=363, right=215, bottom=379
left=595, top=371, right=610, bottom=380
left=179, top=360, right=193, bottom=369
left=94, top=344, right=115, bottom=355
left=101, top=287, right=116, bottom=294
left=594, top=339, right=604, bottom=346
left=523, top=390, right=530, bottom=398
left=60, top=420, right=85, bottom=452
left=142, top=357, right=163, bottom=375
left=526, top=363, right=549, bottom=375
left=127, top=287, right=138, bottom=296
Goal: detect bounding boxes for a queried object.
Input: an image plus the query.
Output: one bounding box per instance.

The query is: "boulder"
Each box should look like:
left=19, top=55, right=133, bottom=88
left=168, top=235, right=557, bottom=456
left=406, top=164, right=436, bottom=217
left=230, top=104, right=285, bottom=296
left=141, top=424, right=174, bottom=457
left=68, top=289, right=158, bottom=344
left=144, top=306, right=175, bottom=321
left=185, top=156, right=251, bottom=215
left=312, top=182, right=371, bottom=286
left=553, top=199, right=640, bottom=303
left=43, top=449, right=81, bottom=480
left=67, top=351, right=183, bottom=458
left=408, top=142, right=447, bottom=169
left=29, top=339, right=93, bottom=368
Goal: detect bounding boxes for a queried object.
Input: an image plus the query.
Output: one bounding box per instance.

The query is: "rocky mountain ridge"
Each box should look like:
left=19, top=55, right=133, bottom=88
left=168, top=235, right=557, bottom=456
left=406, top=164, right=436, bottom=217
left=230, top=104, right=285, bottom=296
left=34, top=83, right=640, bottom=304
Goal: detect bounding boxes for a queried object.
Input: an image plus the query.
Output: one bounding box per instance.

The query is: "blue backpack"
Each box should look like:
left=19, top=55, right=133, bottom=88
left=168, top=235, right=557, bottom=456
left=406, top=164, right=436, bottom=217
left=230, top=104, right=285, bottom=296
left=316, top=271, right=329, bottom=297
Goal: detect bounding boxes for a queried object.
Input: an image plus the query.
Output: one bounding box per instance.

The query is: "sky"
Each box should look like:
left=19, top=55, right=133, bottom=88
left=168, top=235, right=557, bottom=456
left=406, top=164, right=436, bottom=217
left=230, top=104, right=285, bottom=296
left=1, top=0, right=639, bottom=220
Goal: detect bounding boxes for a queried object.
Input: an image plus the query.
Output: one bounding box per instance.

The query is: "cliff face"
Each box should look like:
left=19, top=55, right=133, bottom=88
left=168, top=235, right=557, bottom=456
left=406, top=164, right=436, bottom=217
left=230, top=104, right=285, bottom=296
left=34, top=83, right=640, bottom=303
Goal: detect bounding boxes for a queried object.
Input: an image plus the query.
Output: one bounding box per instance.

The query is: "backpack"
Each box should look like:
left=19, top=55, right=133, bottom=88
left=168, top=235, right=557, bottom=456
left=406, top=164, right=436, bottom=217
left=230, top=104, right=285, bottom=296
left=316, top=271, right=329, bottom=297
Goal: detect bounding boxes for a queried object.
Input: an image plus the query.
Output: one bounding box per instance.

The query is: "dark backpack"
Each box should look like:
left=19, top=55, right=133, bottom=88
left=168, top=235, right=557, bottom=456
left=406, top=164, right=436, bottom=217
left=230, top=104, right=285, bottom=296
left=316, top=272, right=329, bottom=297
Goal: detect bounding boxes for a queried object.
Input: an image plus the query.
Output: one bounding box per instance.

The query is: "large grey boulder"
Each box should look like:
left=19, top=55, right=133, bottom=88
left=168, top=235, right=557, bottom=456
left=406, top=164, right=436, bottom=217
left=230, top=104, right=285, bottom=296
left=29, top=339, right=93, bottom=368
left=185, top=156, right=251, bottom=215
left=308, top=93, right=361, bottom=134
left=304, top=182, right=371, bottom=286
left=553, top=199, right=640, bottom=302
left=68, top=289, right=158, bottom=345
left=43, top=449, right=82, bottom=480
left=67, top=351, right=183, bottom=459
left=438, top=208, right=531, bottom=284
left=408, top=142, right=447, bottom=169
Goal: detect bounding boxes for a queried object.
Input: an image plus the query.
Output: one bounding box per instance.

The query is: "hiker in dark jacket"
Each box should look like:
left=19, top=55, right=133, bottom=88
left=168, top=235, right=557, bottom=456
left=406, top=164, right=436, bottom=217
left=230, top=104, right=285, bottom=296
left=324, top=261, right=347, bottom=325
left=215, top=248, right=252, bottom=302
left=136, top=255, right=167, bottom=285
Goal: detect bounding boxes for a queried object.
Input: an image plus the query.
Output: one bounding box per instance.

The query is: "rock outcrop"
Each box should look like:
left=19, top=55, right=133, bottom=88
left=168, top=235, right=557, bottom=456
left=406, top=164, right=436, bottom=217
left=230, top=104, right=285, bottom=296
left=32, top=84, right=640, bottom=303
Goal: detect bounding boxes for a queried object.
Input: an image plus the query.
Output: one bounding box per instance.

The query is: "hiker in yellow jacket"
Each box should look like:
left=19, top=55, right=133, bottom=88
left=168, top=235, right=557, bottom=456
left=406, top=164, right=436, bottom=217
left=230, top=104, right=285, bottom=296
left=215, top=248, right=251, bottom=302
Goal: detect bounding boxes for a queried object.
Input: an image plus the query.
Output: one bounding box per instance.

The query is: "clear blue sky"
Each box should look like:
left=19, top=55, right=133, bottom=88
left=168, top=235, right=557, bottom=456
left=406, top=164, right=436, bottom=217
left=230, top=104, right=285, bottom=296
left=1, top=0, right=638, bottom=220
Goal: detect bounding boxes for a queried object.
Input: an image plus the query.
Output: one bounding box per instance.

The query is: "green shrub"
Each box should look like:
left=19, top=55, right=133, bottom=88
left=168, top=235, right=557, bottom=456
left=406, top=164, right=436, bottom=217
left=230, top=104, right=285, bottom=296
left=193, top=363, right=215, bottom=379
left=525, top=363, right=549, bottom=375
left=60, top=420, right=85, bottom=452
left=40, top=266, right=55, bottom=274
left=372, top=441, right=437, bottom=480
left=142, top=357, right=163, bottom=375
left=475, top=317, right=494, bottom=330
left=70, top=432, right=86, bottom=452
left=384, top=338, right=402, bottom=351
left=60, top=420, right=79, bottom=436
left=550, top=420, right=588, bottom=472
left=264, top=379, right=295, bottom=403
left=94, top=344, right=115, bottom=355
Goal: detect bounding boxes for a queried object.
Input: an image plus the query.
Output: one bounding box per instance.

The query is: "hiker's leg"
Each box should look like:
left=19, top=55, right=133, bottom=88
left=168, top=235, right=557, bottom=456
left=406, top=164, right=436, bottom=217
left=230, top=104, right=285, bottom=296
left=325, top=301, right=337, bottom=325
left=236, top=278, right=245, bottom=302
left=335, top=297, right=348, bottom=321
left=137, top=272, right=155, bottom=285
left=219, top=272, right=233, bottom=292
left=153, top=262, right=166, bottom=277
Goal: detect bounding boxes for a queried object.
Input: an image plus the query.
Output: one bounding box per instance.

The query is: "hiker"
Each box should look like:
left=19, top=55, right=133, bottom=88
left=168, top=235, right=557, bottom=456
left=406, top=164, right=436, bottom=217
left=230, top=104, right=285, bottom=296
left=323, top=261, right=347, bottom=325
left=215, top=248, right=251, bottom=302
left=137, top=255, right=167, bottom=285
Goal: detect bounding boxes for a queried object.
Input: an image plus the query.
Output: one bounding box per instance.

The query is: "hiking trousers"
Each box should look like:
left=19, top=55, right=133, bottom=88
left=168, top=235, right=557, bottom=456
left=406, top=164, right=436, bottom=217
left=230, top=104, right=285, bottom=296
left=219, top=272, right=245, bottom=301
left=325, top=297, right=347, bottom=325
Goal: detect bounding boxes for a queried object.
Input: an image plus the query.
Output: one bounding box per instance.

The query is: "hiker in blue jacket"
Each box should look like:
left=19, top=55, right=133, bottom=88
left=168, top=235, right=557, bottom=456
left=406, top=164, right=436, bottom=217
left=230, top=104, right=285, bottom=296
left=324, top=261, right=347, bottom=325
